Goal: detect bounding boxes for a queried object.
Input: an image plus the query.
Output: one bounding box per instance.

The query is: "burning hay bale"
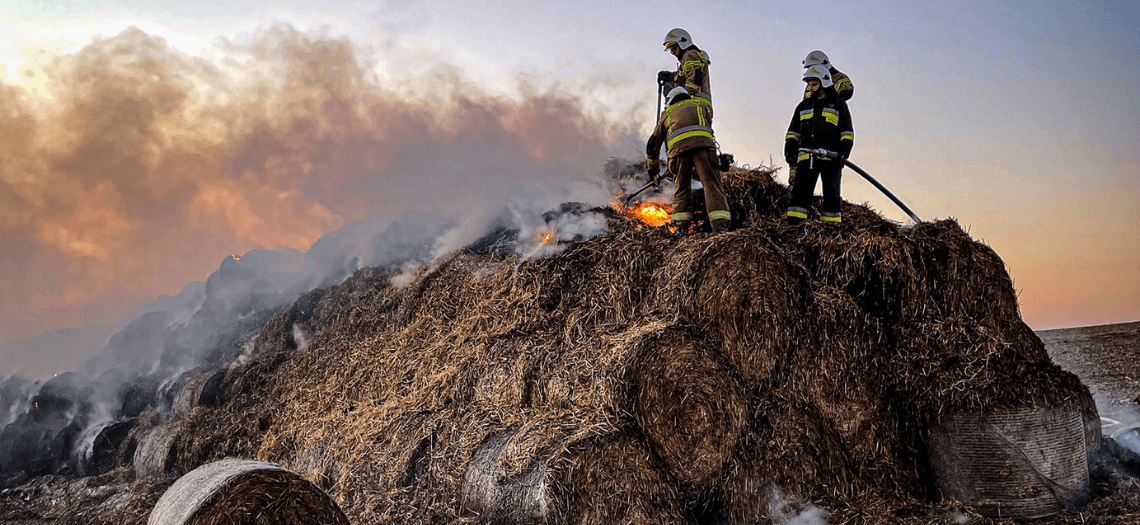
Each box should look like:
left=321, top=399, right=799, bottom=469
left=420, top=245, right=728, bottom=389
left=134, top=420, right=182, bottom=480
left=155, top=165, right=1099, bottom=523
left=171, top=368, right=226, bottom=420
left=147, top=459, right=349, bottom=525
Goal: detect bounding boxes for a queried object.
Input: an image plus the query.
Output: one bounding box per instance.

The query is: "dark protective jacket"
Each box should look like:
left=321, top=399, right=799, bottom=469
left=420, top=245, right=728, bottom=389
left=646, top=96, right=715, bottom=162
left=784, top=87, right=854, bottom=165
left=673, top=47, right=712, bottom=110
left=803, top=66, right=854, bottom=101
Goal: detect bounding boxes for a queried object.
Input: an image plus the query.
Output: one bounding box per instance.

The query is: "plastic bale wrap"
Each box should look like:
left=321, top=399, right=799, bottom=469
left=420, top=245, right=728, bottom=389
left=172, top=368, right=227, bottom=420
left=135, top=420, right=183, bottom=480
left=147, top=459, right=349, bottom=525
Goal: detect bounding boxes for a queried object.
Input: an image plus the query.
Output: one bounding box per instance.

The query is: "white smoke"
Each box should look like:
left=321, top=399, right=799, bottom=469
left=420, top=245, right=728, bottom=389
left=1097, top=393, right=1140, bottom=454
left=764, top=485, right=831, bottom=525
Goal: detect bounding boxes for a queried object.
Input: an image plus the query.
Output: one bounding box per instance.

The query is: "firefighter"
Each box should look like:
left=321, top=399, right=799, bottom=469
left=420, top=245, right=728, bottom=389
left=790, top=50, right=853, bottom=187
left=662, top=28, right=713, bottom=124
left=647, top=86, right=730, bottom=234
left=784, top=65, right=854, bottom=226
left=802, top=50, right=853, bottom=101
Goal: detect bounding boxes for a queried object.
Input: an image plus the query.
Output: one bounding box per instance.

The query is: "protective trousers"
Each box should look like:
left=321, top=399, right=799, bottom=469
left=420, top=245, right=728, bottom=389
left=787, top=160, right=843, bottom=224
left=670, top=149, right=730, bottom=232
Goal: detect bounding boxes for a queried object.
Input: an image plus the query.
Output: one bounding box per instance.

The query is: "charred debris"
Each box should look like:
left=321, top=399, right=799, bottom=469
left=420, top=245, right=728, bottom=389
left=2, top=164, right=1139, bottom=524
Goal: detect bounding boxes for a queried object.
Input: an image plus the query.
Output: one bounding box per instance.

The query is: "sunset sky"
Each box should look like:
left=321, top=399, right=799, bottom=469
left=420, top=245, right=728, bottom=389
left=1, top=1, right=1138, bottom=377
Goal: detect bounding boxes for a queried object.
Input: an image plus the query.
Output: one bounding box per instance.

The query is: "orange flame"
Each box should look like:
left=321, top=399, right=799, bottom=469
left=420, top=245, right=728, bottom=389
left=537, top=228, right=556, bottom=245
left=613, top=197, right=673, bottom=228
left=231, top=254, right=242, bottom=261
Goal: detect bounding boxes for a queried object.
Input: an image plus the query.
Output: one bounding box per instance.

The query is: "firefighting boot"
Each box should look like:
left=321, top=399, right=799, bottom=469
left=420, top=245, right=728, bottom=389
left=672, top=220, right=692, bottom=235
left=711, top=219, right=730, bottom=233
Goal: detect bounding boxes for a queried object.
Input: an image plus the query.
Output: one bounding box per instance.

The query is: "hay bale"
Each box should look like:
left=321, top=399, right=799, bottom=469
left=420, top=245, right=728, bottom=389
left=927, top=403, right=1089, bottom=520
left=549, top=433, right=684, bottom=525
left=147, top=458, right=349, bottom=525
left=83, top=418, right=138, bottom=476
left=668, top=231, right=805, bottom=387
left=632, top=326, right=747, bottom=487
left=172, top=368, right=227, bottom=420
left=135, top=420, right=182, bottom=480
left=721, top=396, right=856, bottom=522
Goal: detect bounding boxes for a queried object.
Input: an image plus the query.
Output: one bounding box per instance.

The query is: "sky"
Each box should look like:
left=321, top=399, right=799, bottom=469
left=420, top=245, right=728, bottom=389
left=1, top=0, right=1138, bottom=377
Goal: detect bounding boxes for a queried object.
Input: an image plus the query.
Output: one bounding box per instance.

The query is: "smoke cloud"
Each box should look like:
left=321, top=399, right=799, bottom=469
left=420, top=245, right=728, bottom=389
left=0, top=25, right=637, bottom=357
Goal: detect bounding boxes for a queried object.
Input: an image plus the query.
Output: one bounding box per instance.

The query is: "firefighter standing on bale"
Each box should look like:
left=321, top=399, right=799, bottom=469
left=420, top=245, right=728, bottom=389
left=784, top=65, right=854, bottom=226
left=647, top=87, right=731, bottom=234
left=663, top=28, right=713, bottom=124
left=790, top=50, right=854, bottom=187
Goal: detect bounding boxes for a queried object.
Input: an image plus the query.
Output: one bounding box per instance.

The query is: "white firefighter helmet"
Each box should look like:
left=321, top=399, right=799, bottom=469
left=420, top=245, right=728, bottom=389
left=803, top=65, right=833, bottom=88
left=803, top=50, right=830, bottom=69
left=665, top=86, right=690, bottom=105
left=663, top=28, right=694, bottom=50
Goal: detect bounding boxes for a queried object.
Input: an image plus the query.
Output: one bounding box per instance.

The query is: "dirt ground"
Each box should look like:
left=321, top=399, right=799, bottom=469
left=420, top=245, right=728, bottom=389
left=1040, top=321, right=1140, bottom=439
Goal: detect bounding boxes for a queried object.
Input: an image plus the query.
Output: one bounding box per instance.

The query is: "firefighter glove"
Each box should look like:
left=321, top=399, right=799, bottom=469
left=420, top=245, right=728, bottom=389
left=647, top=160, right=661, bottom=184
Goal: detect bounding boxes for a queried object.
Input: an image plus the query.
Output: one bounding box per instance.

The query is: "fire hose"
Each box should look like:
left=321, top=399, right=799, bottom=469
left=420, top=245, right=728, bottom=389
left=799, top=148, right=922, bottom=224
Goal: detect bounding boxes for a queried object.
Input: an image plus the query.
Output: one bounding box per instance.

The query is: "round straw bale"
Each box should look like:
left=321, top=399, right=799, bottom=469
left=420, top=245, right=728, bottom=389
left=147, top=458, right=349, bottom=525
left=669, top=232, right=804, bottom=387
left=550, top=433, right=683, bottom=525
left=927, top=403, right=1089, bottom=520
left=721, top=397, right=854, bottom=522
left=461, top=428, right=548, bottom=524
left=172, top=368, right=227, bottom=420
left=135, top=420, right=183, bottom=480
left=632, top=327, right=748, bottom=487
left=83, top=418, right=138, bottom=476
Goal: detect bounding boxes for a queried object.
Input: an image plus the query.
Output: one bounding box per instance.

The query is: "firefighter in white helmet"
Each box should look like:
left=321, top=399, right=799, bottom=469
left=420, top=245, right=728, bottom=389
left=662, top=28, right=713, bottom=125
left=802, top=50, right=853, bottom=101
left=784, top=65, right=854, bottom=226
left=646, top=86, right=730, bottom=234
left=789, top=50, right=854, bottom=187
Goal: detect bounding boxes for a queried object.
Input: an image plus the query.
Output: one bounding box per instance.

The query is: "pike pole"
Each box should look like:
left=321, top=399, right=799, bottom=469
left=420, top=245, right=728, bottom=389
left=799, top=148, right=922, bottom=224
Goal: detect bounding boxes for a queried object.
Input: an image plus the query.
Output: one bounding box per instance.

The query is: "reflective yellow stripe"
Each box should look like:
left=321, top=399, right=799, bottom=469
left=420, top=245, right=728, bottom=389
left=836, top=78, right=852, bottom=87
left=672, top=212, right=692, bottom=221
left=787, top=210, right=808, bottom=219
left=798, top=153, right=810, bottom=162
left=822, top=108, right=839, bottom=125
left=799, top=110, right=813, bottom=120
left=664, top=99, right=705, bottom=118
left=786, top=133, right=799, bottom=141
left=709, top=210, right=731, bottom=220
left=821, top=215, right=842, bottom=223
left=667, top=130, right=713, bottom=149
left=840, top=131, right=854, bottom=141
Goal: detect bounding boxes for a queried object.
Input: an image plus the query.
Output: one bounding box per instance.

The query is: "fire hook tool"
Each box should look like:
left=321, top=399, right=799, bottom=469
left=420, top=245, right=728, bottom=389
left=799, top=148, right=922, bottom=224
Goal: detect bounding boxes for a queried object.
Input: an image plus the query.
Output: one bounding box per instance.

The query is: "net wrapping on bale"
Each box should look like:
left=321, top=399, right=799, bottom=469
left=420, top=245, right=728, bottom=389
left=147, top=458, right=349, bottom=525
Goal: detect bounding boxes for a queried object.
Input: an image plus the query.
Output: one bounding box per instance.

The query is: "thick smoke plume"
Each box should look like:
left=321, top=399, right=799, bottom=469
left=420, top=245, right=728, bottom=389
left=0, top=25, right=636, bottom=352
left=0, top=25, right=639, bottom=487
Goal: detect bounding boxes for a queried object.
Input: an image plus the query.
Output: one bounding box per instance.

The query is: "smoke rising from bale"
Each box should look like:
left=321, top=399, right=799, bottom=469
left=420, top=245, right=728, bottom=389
left=0, top=24, right=636, bottom=350
left=0, top=24, right=638, bottom=487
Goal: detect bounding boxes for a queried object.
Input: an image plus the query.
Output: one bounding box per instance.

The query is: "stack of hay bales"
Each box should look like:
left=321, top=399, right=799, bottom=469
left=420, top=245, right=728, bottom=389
left=164, top=166, right=1092, bottom=524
